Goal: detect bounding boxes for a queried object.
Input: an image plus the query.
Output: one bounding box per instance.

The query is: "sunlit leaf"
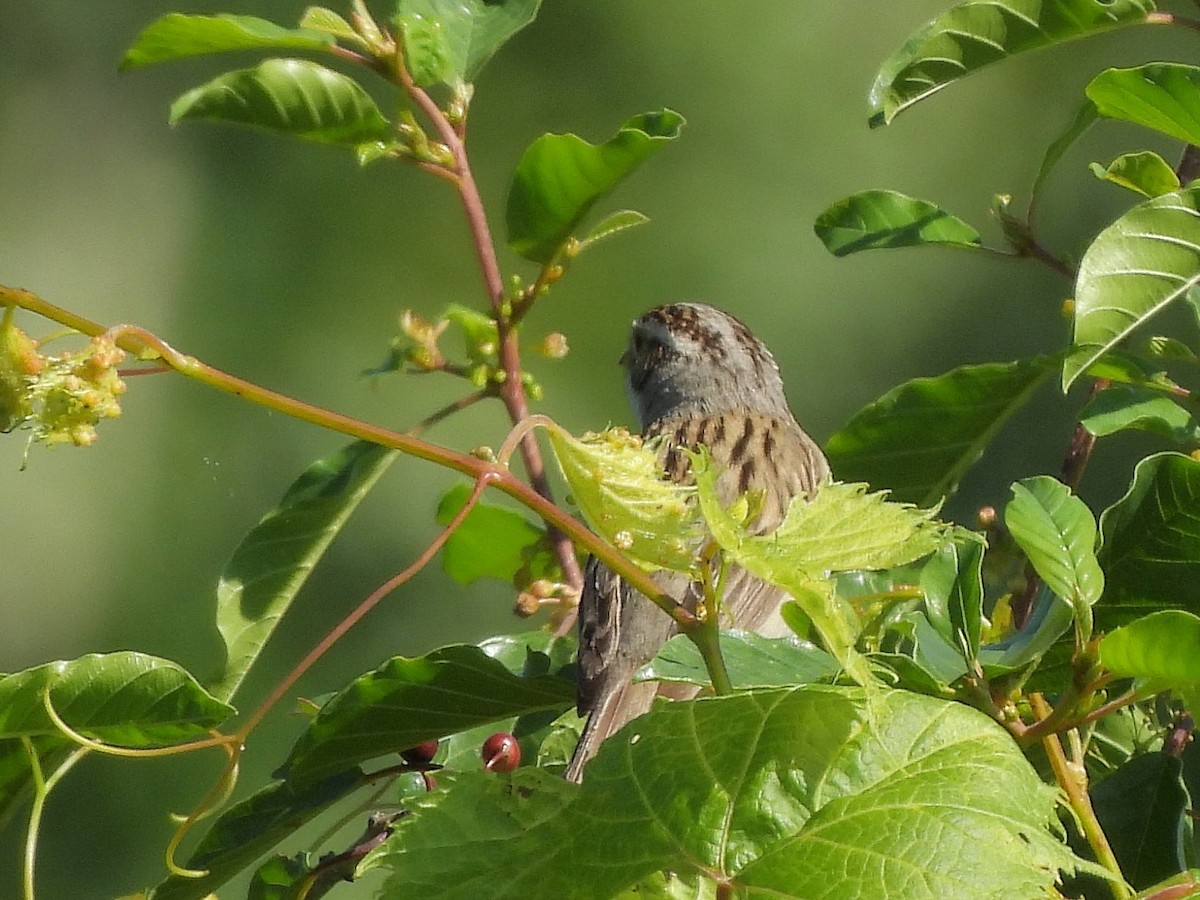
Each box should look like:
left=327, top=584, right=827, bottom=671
left=1089, top=151, right=1181, bottom=199
left=210, top=440, right=396, bottom=703
left=826, top=358, right=1054, bottom=505
left=363, top=687, right=1084, bottom=898
left=395, top=0, right=542, bottom=85
left=506, top=110, right=684, bottom=263
left=544, top=423, right=704, bottom=574
left=640, top=631, right=838, bottom=689
left=1065, top=186, right=1200, bottom=389
left=120, top=13, right=334, bottom=70
left=1087, top=64, right=1200, bottom=147
left=814, top=190, right=982, bottom=256
left=283, top=644, right=574, bottom=783
left=436, top=482, right=555, bottom=585
left=869, top=0, right=1156, bottom=126
left=577, top=209, right=650, bottom=253
left=1100, top=610, right=1200, bottom=694
left=0, top=652, right=232, bottom=746
left=170, top=58, right=393, bottom=147
left=1098, top=453, right=1200, bottom=628
left=298, top=7, right=360, bottom=45
left=1004, top=476, right=1103, bottom=641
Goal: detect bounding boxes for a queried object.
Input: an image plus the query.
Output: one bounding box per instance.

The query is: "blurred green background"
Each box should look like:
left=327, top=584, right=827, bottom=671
left=1, top=1, right=1192, bottom=896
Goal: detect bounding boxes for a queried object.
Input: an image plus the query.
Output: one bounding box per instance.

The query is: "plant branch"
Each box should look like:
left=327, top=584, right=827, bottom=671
left=390, top=54, right=585, bottom=598
left=1029, top=694, right=1130, bottom=900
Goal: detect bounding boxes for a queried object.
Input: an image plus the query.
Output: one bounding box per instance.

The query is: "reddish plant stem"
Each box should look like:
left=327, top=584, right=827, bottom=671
left=393, top=53, right=584, bottom=598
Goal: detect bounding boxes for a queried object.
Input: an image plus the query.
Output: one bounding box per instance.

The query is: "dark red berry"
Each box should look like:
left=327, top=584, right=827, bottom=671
left=481, top=732, right=520, bottom=772
left=401, top=739, right=440, bottom=765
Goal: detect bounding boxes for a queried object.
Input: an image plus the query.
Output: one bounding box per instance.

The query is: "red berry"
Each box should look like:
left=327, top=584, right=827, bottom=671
left=401, top=739, right=440, bottom=765
left=481, top=732, right=520, bottom=772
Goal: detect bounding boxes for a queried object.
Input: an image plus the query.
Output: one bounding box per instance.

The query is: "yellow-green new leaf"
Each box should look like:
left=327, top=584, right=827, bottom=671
left=544, top=425, right=704, bottom=574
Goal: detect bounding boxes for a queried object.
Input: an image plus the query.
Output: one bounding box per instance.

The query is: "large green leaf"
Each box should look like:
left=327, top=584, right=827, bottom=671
left=814, top=190, right=982, bottom=256
left=120, top=13, right=334, bottom=70
left=363, top=687, right=1083, bottom=898
left=1086, top=64, right=1200, bottom=148
left=869, top=0, right=1156, bottom=126
left=283, top=644, right=574, bottom=783
left=826, top=358, right=1053, bottom=505
left=396, top=0, right=542, bottom=85
left=1097, top=453, right=1200, bottom=628
left=149, top=770, right=363, bottom=900
left=1099, top=610, right=1200, bottom=708
left=210, top=440, right=396, bottom=703
left=0, top=652, right=232, bottom=746
left=506, top=110, right=684, bottom=264
left=436, top=482, right=555, bottom=585
left=170, top=59, right=393, bottom=147
left=1064, top=186, right=1200, bottom=390
left=1091, top=753, right=1194, bottom=890
left=1004, top=477, right=1103, bottom=641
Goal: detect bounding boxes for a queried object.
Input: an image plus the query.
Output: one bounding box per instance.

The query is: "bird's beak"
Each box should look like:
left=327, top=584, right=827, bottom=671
left=618, top=349, right=632, bottom=368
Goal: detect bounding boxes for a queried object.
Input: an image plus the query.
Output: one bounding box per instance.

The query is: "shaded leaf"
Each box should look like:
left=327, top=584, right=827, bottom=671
left=284, top=644, right=574, bottom=783
left=1081, top=384, right=1200, bottom=444
left=1032, top=101, right=1099, bottom=204
left=170, top=59, right=393, bottom=147
left=814, top=190, right=982, bottom=256
left=978, top=588, right=1076, bottom=674
left=363, top=687, right=1083, bottom=898
left=1089, top=151, right=1181, bottom=199
left=211, top=440, right=396, bottom=703
left=1087, top=64, right=1200, bottom=148
left=506, top=110, right=684, bottom=263
left=1004, top=476, right=1103, bottom=640
left=1064, top=186, right=1200, bottom=390
left=1091, top=753, right=1194, bottom=890
left=826, top=357, right=1054, bottom=505
left=1098, top=453, right=1200, bottom=628
left=0, top=736, right=72, bottom=830
left=436, top=482, right=554, bottom=585
left=640, top=631, right=838, bottom=689
left=121, top=13, right=334, bottom=70
left=149, top=770, right=362, bottom=900
left=917, top=535, right=986, bottom=662
left=0, top=652, right=232, bottom=746
left=869, top=0, right=1156, bottom=127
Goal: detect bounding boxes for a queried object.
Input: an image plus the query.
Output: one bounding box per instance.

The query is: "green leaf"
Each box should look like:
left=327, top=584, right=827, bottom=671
left=1091, top=753, right=1194, bottom=890
left=813, top=190, right=982, bottom=256
left=506, top=110, right=684, bottom=264
left=826, top=358, right=1054, bottom=506
left=640, top=631, right=838, bottom=689
left=210, top=440, right=396, bottom=703
left=120, top=13, right=334, bottom=70
left=1098, top=453, right=1200, bottom=628
left=1087, top=64, right=1200, bottom=148
left=1089, top=151, right=1181, bottom=199
left=694, top=459, right=945, bottom=686
left=1004, top=477, right=1103, bottom=642
left=978, top=588, right=1076, bottom=674
left=363, top=687, right=1084, bottom=898
left=148, top=770, right=362, bottom=900
left=544, top=423, right=705, bottom=574
left=0, top=737, right=72, bottom=831
left=577, top=209, right=651, bottom=253
left=1081, top=384, right=1200, bottom=444
left=1032, top=101, right=1099, bottom=205
left=919, top=535, right=986, bottom=661
left=1064, top=186, right=1200, bottom=390
left=869, top=0, right=1156, bottom=127
left=395, top=0, right=542, bottom=85
left=170, top=59, right=393, bottom=147
left=298, top=7, right=361, bottom=45
left=283, top=644, right=574, bottom=783
left=436, top=482, right=554, bottom=585
left=0, top=652, right=232, bottom=746
left=1100, top=610, right=1200, bottom=695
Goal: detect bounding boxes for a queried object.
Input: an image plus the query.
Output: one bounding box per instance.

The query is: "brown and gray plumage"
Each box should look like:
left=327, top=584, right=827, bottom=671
left=564, top=302, right=829, bottom=783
